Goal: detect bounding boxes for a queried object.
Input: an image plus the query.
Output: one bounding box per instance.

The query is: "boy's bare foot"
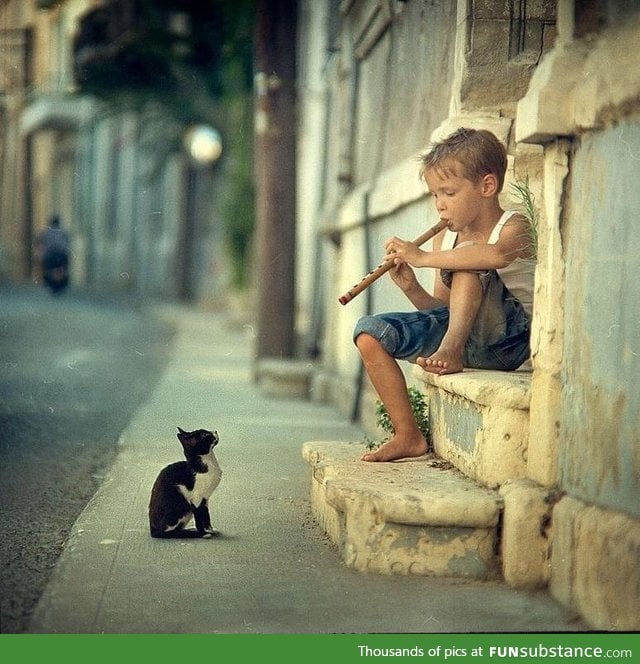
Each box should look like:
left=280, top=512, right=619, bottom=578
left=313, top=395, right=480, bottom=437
left=361, top=433, right=428, bottom=462
left=417, top=348, right=463, bottom=375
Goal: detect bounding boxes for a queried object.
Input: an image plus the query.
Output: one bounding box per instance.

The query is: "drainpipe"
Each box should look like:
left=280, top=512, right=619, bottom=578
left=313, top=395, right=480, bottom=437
left=350, top=190, right=374, bottom=423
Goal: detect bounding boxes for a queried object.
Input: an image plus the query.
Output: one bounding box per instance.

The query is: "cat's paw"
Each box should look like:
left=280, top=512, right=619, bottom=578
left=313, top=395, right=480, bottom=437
left=203, top=527, right=220, bottom=538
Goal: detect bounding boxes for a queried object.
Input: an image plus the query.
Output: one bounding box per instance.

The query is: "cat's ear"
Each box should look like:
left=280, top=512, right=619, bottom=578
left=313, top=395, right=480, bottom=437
left=177, top=427, right=187, bottom=435
left=177, top=431, right=198, bottom=455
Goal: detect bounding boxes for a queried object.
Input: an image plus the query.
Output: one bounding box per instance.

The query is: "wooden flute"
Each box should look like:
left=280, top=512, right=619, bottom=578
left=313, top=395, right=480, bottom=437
left=338, top=218, right=448, bottom=305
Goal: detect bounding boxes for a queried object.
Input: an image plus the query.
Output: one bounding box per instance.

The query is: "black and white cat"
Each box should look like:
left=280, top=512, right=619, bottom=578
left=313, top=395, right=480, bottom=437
left=149, top=427, right=222, bottom=538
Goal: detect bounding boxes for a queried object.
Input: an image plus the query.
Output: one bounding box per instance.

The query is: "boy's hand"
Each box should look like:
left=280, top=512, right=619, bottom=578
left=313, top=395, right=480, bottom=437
left=389, top=261, right=419, bottom=292
left=384, top=236, right=425, bottom=267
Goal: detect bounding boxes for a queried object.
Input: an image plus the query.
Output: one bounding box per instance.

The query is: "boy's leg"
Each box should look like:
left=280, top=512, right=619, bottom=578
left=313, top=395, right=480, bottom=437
left=356, top=333, right=428, bottom=462
left=418, top=270, right=483, bottom=374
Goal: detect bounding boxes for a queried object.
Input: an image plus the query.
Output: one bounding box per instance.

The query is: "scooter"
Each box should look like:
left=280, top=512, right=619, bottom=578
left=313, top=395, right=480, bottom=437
left=42, top=250, right=69, bottom=294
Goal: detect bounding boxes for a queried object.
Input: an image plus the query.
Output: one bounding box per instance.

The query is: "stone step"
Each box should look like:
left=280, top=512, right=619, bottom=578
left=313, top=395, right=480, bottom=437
left=302, top=441, right=503, bottom=579
left=414, top=367, right=532, bottom=488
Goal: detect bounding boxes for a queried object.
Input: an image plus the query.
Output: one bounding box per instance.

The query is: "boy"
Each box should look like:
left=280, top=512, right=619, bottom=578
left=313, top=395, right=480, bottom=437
left=354, top=127, right=535, bottom=462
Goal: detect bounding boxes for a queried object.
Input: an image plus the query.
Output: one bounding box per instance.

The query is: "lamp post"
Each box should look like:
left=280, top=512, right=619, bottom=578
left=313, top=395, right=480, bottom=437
left=179, top=124, right=222, bottom=300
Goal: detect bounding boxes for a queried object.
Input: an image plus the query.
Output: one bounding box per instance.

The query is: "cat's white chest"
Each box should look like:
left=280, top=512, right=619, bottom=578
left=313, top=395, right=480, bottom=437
left=180, top=450, right=222, bottom=506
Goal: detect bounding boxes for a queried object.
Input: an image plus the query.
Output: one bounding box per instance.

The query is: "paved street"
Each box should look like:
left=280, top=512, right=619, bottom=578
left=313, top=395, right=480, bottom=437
left=0, top=284, right=174, bottom=633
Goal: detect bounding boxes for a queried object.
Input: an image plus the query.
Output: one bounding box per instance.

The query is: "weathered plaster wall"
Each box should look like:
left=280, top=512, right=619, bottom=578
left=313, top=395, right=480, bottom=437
left=352, top=0, right=456, bottom=185
left=516, top=3, right=640, bottom=628
left=560, top=122, right=640, bottom=520
left=314, top=0, right=457, bottom=413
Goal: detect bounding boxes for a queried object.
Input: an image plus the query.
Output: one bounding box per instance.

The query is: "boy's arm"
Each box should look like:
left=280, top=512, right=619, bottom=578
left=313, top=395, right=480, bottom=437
left=393, top=215, right=533, bottom=272
left=400, top=278, right=448, bottom=310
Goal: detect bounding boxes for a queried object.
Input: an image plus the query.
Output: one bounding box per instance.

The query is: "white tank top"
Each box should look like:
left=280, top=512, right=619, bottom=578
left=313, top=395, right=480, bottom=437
left=440, top=210, right=535, bottom=318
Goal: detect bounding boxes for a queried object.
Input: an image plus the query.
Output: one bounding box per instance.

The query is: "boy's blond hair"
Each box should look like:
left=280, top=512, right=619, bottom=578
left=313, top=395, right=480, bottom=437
left=419, top=127, right=508, bottom=192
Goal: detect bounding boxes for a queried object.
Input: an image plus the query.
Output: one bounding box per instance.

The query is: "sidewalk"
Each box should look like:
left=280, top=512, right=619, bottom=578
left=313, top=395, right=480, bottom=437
left=29, top=306, right=586, bottom=633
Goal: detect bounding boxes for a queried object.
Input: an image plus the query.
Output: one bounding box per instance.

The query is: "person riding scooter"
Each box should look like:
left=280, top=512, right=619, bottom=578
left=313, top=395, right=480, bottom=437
left=37, top=215, right=70, bottom=294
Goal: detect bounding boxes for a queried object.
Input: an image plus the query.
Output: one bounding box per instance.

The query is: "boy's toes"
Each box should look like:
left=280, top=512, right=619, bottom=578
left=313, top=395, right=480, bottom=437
left=418, top=353, right=462, bottom=375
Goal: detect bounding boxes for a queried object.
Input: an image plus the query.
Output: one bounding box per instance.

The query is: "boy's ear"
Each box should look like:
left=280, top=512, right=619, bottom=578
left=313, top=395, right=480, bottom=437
left=480, top=173, right=499, bottom=196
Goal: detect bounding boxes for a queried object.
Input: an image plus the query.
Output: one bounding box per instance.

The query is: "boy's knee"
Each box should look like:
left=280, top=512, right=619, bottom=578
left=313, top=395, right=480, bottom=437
left=354, top=315, right=380, bottom=344
left=354, top=314, right=399, bottom=357
left=355, top=331, right=379, bottom=353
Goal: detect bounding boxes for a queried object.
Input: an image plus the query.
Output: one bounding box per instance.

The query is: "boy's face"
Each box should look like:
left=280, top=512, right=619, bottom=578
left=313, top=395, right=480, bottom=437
left=424, top=162, right=491, bottom=232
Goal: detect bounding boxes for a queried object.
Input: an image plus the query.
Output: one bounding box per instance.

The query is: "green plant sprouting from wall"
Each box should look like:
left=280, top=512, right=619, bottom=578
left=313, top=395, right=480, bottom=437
left=364, top=386, right=430, bottom=451
left=510, top=177, right=539, bottom=258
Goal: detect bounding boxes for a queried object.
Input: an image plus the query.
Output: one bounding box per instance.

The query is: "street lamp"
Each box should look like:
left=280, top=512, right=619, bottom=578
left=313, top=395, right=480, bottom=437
left=183, top=124, right=223, bottom=166
left=179, top=124, right=223, bottom=301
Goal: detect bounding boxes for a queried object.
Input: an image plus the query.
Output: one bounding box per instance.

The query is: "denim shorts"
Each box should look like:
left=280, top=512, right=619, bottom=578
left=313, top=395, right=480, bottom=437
left=353, top=270, right=530, bottom=370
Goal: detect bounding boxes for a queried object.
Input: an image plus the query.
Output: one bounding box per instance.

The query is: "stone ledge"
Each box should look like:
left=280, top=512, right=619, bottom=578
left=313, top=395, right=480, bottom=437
left=303, top=441, right=502, bottom=527
left=516, top=16, right=640, bottom=143
left=302, top=441, right=503, bottom=578
left=414, top=366, right=532, bottom=410
left=413, top=367, right=532, bottom=487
